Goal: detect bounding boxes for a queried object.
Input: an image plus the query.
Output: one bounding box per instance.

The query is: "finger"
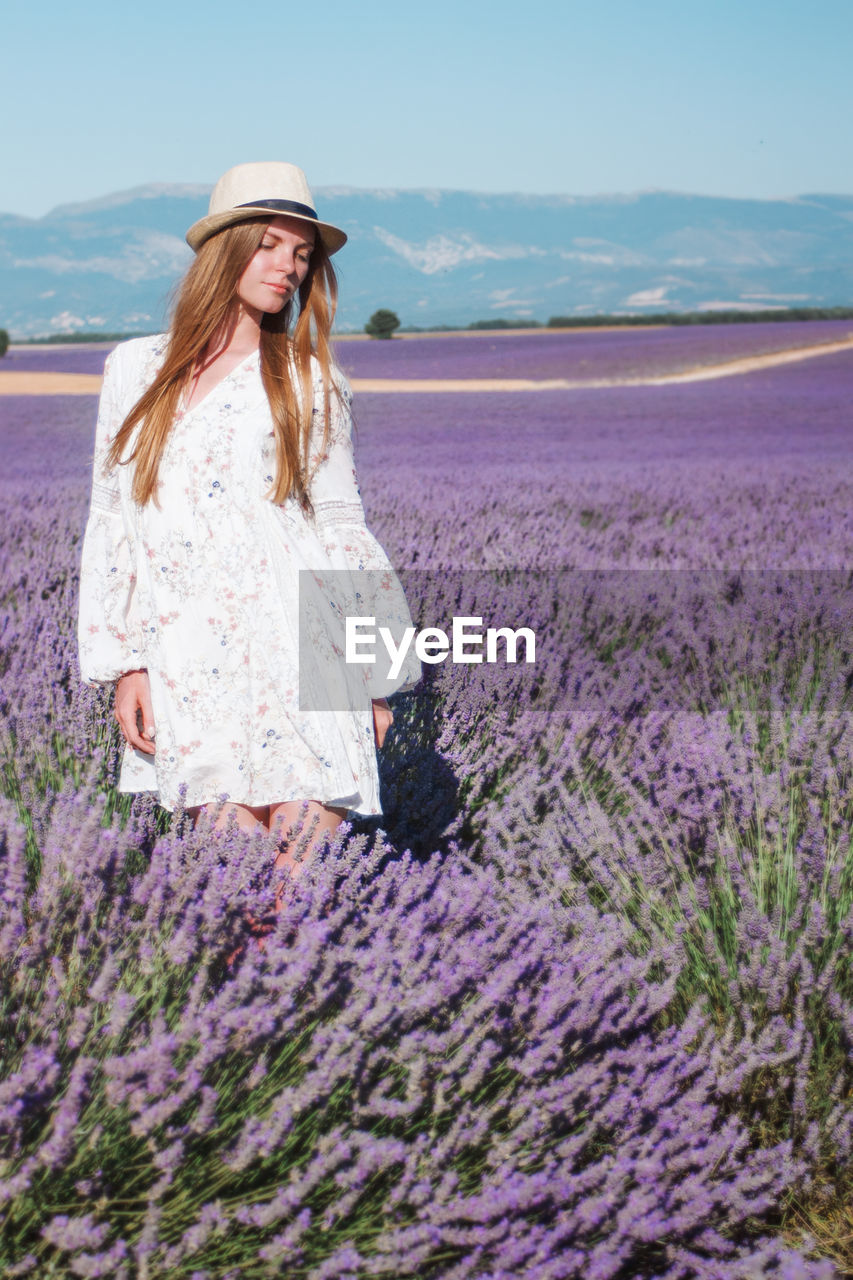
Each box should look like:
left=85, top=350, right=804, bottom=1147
left=114, top=698, right=136, bottom=742
left=125, top=711, right=155, bottom=755
left=139, top=682, right=156, bottom=747
left=116, top=696, right=155, bottom=756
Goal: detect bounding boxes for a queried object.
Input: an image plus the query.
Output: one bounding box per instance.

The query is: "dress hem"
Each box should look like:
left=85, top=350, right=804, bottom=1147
left=116, top=781, right=382, bottom=818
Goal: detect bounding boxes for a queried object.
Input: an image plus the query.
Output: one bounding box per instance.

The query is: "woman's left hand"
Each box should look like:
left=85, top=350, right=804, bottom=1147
left=372, top=698, right=393, bottom=748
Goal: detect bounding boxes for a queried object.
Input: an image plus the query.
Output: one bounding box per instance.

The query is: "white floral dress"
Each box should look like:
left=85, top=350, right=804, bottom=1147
left=77, top=334, right=420, bottom=815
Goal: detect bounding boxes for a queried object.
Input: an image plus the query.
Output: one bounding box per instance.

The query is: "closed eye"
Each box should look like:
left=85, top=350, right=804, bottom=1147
left=260, top=242, right=312, bottom=260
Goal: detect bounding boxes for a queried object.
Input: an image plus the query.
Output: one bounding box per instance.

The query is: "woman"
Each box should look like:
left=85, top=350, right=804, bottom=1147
left=77, top=161, right=420, bottom=872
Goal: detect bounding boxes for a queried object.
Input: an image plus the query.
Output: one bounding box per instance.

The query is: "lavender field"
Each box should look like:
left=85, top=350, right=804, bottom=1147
left=0, top=327, right=851, bottom=1277
left=335, top=319, right=853, bottom=382
left=2, top=344, right=115, bottom=376
left=7, top=317, right=853, bottom=383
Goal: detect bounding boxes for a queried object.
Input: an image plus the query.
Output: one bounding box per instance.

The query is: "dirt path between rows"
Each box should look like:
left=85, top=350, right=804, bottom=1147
left=0, top=372, right=106, bottom=395
left=2, top=334, right=852, bottom=396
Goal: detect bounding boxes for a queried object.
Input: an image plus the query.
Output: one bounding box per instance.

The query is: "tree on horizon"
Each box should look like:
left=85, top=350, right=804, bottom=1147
left=365, top=309, right=401, bottom=340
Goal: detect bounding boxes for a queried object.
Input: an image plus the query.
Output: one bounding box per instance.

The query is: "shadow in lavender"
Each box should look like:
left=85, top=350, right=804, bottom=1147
left=350, top=672, right=461, bottom=865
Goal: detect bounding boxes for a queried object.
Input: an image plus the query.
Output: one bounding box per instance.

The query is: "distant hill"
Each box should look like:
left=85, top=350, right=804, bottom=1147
left=2, top=184, right=852, bottom=337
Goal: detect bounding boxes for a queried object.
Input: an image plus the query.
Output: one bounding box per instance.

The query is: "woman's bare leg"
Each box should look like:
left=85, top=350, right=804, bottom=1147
left=186, top=798, right=346, bottom=914
left=186, top=801, right=270, bottom=834
left=186, top=802, right=275, bottom=963
left=268, top=800, right=348, bottom=882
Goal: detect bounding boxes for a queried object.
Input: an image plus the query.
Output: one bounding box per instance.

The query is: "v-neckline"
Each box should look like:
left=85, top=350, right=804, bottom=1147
left=180, top=348, right=259, bottom=417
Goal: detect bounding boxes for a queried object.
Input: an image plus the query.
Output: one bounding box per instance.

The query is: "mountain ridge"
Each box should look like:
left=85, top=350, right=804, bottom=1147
left=19, top=183, right=853, bottom=220
left=2, top=184, right=852, bottom=336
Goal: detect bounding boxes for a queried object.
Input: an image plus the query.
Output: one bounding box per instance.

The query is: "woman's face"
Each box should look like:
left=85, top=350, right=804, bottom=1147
left=236, top=215, right=316, bottom=319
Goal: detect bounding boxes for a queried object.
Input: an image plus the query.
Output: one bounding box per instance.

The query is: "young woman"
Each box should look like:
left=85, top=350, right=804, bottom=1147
left=77, top=161, right=419, bottom=873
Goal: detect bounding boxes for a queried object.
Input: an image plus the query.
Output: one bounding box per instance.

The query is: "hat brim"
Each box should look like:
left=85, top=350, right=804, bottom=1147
left=185, top=206, right=347, bottom=255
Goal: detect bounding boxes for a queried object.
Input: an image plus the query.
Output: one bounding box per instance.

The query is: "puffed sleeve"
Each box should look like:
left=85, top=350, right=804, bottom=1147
left=77, top=348, right=145, bottom=685
left=307, top=368, right=421, bottom=696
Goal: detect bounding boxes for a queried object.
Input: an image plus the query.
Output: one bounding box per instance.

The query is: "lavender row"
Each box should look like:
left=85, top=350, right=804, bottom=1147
left=2, top=345, right=114, bottom=375
left=334, top=320, right=853, bottom=382
left=1, top=786, right=834, bottom=1279
left=355, top=354, right=853, bottom=571
left=6, top=319, right=853, bottom=381
left=353, top=351, right=853, bottom=476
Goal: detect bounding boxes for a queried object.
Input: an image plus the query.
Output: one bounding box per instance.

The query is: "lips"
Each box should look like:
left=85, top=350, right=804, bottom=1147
left=265, top=283, right=290, bottom=295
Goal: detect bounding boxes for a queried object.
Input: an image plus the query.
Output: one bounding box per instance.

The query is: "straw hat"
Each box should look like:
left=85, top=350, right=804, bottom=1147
left=185, top=161, right=347, bottom=254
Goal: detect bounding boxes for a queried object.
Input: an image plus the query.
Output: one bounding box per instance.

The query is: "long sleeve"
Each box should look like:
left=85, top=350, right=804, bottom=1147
left=77, top=348, right=145, bottom=686
left=307, top=369, right=421, bottom=697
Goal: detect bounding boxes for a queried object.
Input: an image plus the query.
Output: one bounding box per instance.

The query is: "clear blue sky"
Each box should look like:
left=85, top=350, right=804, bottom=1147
left=5, top=0, right=851, bottom=216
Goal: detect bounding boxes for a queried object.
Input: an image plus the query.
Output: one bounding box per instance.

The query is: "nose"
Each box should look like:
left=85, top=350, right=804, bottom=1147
left=275, top=245, right=299, bottom=277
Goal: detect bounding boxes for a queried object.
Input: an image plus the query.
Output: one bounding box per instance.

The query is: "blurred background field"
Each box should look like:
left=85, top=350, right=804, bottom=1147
left=6, top=317, right=853, bottom=381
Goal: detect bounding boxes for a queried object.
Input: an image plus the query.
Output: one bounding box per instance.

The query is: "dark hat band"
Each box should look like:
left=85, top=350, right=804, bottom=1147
left=236, top=198, right=318, bottom=220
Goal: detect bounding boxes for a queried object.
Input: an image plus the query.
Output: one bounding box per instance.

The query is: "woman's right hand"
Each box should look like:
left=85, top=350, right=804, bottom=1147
left=114, top=669, right=156, bottom=755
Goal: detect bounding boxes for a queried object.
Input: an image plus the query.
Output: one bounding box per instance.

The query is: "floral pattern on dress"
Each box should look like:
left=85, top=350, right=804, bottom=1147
left=77, top=334, right=420, bottom=815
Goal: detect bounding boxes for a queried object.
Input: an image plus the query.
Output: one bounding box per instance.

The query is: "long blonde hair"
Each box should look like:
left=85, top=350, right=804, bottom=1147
left=105, top=218, right=340, bottom=512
